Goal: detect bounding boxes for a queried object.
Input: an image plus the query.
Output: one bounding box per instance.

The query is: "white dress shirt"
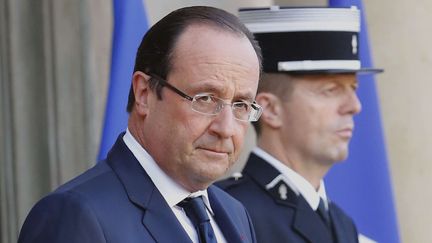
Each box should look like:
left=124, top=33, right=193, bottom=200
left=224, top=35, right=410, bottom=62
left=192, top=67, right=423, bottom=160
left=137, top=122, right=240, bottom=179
left=123, top=129, right=227, bottom=243
left=252, top=147, right=329, bottom=211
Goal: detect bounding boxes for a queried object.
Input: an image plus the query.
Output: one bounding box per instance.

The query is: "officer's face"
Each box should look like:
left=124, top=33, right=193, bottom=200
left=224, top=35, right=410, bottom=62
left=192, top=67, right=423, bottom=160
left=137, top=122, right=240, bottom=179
left=279, top=74, right=361, bottom=165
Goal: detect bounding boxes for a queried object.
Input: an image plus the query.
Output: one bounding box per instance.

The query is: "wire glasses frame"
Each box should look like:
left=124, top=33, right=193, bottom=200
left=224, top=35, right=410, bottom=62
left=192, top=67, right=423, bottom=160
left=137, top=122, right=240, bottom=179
left=149, top=74, right=262, bottom=122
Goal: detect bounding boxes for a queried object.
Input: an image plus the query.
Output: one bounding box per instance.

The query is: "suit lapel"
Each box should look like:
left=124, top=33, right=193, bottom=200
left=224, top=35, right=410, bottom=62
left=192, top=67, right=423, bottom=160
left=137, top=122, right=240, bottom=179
left=292, top=196, right=333, bottom=243
left=106, top=134, right=191, bottom=243
left=141, top=192, right=191, bottom=243
left=329, top=203, right=352, bottom=243
left=208, top=187, right=245, bottom=243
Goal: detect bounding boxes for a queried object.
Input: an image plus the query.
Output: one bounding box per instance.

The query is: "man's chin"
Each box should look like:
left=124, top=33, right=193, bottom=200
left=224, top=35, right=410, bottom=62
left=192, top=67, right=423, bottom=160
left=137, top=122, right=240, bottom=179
left=201, top=163, right=232, bottom=182
left=335, top=150, right=349, bottom=162
left=326, top=145, right=349, bottom=163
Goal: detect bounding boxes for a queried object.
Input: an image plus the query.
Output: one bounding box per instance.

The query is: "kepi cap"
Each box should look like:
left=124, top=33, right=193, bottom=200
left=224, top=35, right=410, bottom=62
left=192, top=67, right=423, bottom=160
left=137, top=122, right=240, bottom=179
left=239, top=6, right=382, bottom=74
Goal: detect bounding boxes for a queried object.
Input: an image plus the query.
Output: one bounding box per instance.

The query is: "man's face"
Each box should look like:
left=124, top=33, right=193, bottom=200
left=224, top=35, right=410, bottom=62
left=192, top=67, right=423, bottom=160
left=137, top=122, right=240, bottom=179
left=279, top=74, right=361, bottom=166
left=140, top=24, right=260, bottom=191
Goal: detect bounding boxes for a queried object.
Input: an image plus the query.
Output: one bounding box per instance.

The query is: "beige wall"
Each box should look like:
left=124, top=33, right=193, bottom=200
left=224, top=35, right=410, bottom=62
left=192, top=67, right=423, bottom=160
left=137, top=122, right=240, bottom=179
left=364, top=1, right=432, bottom=242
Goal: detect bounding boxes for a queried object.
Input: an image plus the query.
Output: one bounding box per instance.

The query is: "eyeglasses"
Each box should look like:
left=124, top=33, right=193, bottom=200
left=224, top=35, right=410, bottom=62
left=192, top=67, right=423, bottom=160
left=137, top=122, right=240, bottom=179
left=149, top=74, right=262, bottom=122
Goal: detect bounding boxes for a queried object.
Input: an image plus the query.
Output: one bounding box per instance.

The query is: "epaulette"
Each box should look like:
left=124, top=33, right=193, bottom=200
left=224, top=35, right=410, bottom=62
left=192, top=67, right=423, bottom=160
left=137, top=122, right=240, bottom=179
left=265, top=175, right=297, bottom=205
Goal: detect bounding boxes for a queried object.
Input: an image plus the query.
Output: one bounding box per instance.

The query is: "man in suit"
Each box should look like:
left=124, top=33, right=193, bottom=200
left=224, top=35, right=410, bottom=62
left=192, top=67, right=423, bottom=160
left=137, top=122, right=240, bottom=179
left=217, top=6, right=382, bottom=243
left=18, top=6, right=263, bottom=243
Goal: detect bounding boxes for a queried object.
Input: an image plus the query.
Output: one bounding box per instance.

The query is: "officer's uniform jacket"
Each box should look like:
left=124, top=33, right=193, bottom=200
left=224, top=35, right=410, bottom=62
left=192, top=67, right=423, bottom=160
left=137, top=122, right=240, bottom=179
left=217, top=152, right=359, bottom=243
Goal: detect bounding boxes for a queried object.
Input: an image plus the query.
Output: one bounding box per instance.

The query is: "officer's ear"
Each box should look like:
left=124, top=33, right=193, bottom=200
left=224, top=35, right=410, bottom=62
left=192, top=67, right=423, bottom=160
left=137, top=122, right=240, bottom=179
left=131, top=71, right=152, bottom=116
left=255, top=92, right=284, bottom=129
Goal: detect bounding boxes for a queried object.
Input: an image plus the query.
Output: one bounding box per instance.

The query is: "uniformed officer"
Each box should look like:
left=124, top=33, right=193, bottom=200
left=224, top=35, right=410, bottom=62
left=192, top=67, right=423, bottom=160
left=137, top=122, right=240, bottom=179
left=217, top=6, right=382, bottom=243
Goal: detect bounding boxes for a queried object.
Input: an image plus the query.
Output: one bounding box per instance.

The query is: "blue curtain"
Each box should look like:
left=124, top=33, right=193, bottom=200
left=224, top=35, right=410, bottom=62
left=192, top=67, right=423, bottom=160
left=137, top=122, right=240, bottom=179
left=326, top=0, right=400, bottom=242
left=98, top=0, right=149, bottom=160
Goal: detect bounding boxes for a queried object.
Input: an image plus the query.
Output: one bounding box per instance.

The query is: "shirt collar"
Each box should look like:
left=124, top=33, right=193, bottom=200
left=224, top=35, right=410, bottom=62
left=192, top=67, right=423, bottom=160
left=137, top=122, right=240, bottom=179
left=252, top=147, right=328, bottom=211
left=123, top=129, right=214, bottom=214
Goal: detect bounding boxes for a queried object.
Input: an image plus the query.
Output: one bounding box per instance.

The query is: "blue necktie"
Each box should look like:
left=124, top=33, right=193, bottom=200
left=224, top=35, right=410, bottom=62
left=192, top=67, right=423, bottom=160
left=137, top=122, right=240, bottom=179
left=317, top=198, right=331, bottom=228
left=178, top=196, right=217, bottom=243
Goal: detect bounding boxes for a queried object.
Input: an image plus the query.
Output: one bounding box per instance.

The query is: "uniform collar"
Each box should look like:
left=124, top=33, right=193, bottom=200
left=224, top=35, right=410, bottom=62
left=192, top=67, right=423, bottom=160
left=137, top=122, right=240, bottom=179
left=252, top=147, right=329, bottom=210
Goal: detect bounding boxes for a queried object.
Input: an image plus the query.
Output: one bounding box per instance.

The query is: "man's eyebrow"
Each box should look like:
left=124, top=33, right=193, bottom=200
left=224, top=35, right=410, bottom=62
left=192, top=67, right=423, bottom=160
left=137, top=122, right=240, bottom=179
left=234, top=91, right=255, bottom=102
left=188, top=80, right=256, bottom=101
left=191, top=82, right=222, bottom=93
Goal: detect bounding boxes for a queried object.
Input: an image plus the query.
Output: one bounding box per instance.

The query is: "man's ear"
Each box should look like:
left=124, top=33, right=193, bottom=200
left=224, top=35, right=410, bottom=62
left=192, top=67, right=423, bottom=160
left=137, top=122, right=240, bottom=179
left=132, top=71, right=151, bottom=116
left=256, top=92, right=284, bottom=129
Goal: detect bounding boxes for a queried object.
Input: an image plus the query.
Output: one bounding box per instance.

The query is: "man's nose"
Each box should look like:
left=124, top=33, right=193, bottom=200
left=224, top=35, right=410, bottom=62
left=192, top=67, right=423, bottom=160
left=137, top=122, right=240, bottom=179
left=341, top=91, right=362, bottom=115
left=208, top=105, right=237, bottom=138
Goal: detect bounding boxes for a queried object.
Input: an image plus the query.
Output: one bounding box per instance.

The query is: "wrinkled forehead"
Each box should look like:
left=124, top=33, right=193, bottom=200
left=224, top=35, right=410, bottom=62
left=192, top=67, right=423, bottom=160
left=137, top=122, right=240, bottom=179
left=168, top=24, right=260, bottom=93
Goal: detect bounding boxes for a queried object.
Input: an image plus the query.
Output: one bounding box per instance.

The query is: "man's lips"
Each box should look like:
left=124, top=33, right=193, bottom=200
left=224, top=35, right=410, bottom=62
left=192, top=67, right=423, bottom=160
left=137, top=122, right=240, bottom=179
left=197, top=147, right=232, bottom=159
left=198, top=147, right=231, bottom=154
left=336, top=127, right=353, bottom=139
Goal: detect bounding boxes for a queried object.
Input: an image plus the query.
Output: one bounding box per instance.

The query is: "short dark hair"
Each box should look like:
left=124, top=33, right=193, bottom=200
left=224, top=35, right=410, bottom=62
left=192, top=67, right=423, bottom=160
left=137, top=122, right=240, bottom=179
left=126, top=6, right=262, bottom=112
left=252, top=73, right=296, bottom=136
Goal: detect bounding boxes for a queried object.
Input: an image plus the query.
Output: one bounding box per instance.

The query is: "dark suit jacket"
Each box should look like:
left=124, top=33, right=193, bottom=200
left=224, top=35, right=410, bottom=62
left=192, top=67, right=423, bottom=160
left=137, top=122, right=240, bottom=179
left=217, top=153, right=359, bottom=243
left=18, top=134, right=256, bottom=243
